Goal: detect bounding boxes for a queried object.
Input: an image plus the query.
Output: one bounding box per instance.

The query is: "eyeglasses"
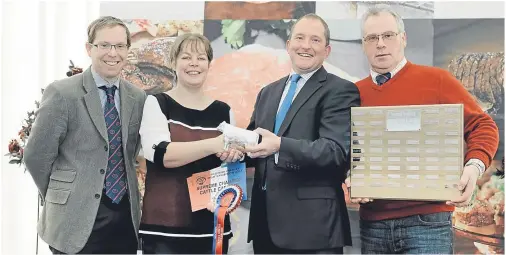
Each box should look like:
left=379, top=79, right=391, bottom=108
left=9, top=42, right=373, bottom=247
left=89, top=42, right=129, bottom=51
left=363, top=31, right=399, bottom=44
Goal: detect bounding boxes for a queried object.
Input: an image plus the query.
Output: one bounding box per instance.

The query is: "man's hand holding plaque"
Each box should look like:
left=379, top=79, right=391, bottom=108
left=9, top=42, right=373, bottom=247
left=446, top=164, right=480, bottom=207
left=345, top=175, right=373, bottom=204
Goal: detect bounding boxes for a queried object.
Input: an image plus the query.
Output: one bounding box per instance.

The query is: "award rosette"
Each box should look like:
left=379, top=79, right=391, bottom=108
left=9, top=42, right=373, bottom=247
left=187, top=162, right=247, bottom=212
left=212, top=184, right=243, bottom=254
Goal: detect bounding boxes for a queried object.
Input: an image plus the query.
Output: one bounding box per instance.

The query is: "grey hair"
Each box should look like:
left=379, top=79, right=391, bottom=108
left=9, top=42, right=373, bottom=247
left=288, top=13, right=330, bottom=46
left=360, top=4, right=405, bottom=36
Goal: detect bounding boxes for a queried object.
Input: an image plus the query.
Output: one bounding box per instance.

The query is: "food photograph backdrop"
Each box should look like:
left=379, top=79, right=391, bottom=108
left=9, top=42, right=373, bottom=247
left=100, top=1, right=504, bottom=254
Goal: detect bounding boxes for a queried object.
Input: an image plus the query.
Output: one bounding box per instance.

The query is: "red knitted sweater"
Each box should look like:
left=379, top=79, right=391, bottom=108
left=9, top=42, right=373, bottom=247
left=355, top=61, right=499, bottom=221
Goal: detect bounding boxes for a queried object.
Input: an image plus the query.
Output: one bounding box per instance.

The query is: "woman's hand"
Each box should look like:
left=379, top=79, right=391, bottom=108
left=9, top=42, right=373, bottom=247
left=216, top=148, right=244, bottom=163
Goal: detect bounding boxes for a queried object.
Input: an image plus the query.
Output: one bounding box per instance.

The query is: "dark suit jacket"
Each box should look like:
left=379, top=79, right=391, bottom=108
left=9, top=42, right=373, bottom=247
left=246, top=67, right=360, bottom=250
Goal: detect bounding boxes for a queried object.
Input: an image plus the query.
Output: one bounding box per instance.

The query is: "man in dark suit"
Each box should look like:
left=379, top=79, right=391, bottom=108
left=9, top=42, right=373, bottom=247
left=24, top=16, right=146, bottom=254
left=244, top=13, right=361, bottom=254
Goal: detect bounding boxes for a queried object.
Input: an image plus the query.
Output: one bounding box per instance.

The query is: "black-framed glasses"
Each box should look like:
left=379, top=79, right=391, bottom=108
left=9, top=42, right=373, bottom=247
left=363, top=31, right=400, bottom=44
left=89, top=42, right=129, bottom=51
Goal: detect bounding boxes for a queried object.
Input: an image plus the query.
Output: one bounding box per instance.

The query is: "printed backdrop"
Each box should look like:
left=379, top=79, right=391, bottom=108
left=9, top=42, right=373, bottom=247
left=101, top=1, right=504, bottom=254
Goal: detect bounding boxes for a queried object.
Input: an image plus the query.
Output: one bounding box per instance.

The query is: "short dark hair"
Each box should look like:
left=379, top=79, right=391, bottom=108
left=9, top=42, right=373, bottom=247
left=87, top=16, right=131, bottom=48
left=288, top=13, right=330, bottom=46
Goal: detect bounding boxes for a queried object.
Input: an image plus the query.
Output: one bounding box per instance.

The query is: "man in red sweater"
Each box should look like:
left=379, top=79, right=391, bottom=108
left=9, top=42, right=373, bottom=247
left=346, top=4, right=500, bottom=254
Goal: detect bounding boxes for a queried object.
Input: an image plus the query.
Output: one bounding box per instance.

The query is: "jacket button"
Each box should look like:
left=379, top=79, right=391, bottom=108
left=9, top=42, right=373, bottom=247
left=95, top=194, right=100, bottom=199
left=104, top=146, right=108, bottom=151
left=100, top=169, right=105, bottom=174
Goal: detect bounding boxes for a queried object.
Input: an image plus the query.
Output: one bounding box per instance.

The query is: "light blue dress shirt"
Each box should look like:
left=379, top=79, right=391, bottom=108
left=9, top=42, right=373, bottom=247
left=91, top=67, right=121, bottom=118
left=274, top=67, right=319, bottom=164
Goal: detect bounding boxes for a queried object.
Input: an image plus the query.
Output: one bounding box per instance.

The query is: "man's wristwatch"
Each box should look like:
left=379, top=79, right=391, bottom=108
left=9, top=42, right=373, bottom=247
left=465, top=158, right=486, bottom=177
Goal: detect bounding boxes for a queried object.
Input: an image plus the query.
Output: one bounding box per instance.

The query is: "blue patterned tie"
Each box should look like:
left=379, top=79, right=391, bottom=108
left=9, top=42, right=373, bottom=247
left=274, top=74, right=301, bottom=134
left=99, top=86, right=127, bottom=204
left=375, top=72, right=391, bottom=85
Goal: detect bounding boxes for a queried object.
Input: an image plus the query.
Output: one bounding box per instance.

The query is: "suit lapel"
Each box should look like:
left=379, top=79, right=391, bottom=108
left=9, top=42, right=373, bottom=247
left=119, top=80, right=135, bottom=147
left=277, top=67, right=327, bottom=136
left=82, top=68, right=108, bottom=142
left=264, top=77, right=289, bottom=132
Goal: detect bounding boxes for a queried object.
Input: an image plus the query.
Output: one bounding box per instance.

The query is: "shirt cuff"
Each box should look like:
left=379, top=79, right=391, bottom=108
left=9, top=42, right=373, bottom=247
left=465, top=158, right=486, bottom=176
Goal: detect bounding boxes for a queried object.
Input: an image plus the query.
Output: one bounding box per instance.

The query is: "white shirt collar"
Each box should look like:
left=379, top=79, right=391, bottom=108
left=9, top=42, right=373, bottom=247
left=370, top=58, right=407, bottom=84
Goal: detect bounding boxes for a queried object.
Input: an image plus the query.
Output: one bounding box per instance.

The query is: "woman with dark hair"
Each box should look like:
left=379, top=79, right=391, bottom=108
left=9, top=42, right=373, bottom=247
left=138, top=33, right=242, bottom=254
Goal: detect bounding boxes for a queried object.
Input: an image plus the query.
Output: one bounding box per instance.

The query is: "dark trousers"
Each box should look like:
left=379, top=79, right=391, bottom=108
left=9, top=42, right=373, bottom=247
left=141, top=234, right=230, bottom=254
left=50, top=194, right=138, bottom=254
left=252, top=190, right=343, bottom=254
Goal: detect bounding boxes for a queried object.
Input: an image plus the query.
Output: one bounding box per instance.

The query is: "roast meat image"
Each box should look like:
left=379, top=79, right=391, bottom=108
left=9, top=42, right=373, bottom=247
left=448, top=52, right=504, bottom=115
left=121, top=37, right=175, bottom=95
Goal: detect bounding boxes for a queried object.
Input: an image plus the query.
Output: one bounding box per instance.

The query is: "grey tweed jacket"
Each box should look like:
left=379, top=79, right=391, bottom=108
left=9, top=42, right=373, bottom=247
left=23, top=67, right=146, bottom=253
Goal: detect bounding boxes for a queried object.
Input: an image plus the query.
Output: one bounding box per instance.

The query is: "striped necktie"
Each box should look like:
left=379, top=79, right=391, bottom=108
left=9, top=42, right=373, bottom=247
left=375, top=72, right=391, bottom=85
left=99, top=86, right=127, bottom=204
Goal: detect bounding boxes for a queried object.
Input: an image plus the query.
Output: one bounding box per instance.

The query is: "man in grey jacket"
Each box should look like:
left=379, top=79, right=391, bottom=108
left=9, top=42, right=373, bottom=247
left=24, top=16, right=146, bottom=254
